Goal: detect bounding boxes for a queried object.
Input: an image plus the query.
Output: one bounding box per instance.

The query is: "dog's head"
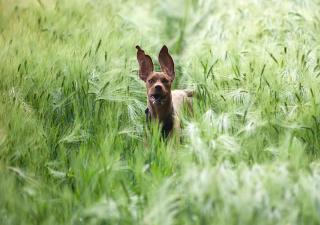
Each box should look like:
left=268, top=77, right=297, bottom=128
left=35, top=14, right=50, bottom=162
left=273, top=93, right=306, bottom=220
left=136, top=45, right=175, bottom=106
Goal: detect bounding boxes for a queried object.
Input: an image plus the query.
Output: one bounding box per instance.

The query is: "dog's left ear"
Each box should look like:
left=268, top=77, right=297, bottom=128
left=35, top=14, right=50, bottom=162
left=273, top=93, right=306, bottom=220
left=159, top=45, right=175, bottom=81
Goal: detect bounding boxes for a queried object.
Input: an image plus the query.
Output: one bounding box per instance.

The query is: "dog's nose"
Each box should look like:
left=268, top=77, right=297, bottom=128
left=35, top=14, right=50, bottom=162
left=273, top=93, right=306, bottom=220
left=155, top=85, right=162, bottom=91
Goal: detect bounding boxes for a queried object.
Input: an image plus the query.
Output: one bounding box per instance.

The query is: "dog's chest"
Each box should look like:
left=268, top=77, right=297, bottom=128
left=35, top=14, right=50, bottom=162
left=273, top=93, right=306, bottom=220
left=145, top=108, right=174, bottom=138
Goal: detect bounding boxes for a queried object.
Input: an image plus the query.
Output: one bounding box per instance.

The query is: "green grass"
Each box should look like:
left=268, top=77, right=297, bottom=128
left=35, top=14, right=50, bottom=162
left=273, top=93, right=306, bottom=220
left=1, top=0, right=320, bottom=224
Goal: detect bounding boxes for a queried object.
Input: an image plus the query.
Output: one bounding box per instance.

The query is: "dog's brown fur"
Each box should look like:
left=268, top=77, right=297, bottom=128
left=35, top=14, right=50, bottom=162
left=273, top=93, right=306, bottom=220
left=136, top=45, right=192, bottom=137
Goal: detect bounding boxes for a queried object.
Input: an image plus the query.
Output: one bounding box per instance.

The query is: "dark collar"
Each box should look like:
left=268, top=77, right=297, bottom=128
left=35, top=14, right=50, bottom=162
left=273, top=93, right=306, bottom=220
left=145, top=107, right=151, bottom=124
left=145, top=107, right=174, bottom=138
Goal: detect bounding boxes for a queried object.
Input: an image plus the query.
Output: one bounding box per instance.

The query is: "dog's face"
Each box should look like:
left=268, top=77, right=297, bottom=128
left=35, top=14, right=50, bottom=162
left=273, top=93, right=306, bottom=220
left=136, top=45, right=175, bottom=106
left=146, top=72, right=172, bottom=105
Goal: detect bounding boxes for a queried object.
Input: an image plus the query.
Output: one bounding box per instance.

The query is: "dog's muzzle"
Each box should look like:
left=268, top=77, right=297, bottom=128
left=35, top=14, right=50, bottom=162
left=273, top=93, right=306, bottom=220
left=150, top=93, right=165, bottom=105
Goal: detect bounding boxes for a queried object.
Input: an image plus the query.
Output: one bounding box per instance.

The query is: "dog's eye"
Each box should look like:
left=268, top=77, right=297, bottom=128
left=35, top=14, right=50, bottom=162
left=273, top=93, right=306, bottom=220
left=162, top=79, right=169, bottom=84
left=148, top=79, right=154, bottom=84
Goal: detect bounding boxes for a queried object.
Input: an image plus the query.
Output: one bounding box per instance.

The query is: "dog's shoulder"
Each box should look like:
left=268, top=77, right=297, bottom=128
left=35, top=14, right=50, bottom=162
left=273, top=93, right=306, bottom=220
left=170, top=89, right=193, bottom=137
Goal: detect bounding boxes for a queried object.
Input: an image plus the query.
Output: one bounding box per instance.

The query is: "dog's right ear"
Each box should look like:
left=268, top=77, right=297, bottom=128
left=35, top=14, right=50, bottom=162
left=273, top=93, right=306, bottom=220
left=136, top=46, right=154, bottom=81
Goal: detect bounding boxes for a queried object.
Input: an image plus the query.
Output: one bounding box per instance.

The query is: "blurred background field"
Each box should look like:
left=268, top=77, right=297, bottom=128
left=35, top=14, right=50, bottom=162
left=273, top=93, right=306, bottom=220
left=1, top=0, right=320, bottom=224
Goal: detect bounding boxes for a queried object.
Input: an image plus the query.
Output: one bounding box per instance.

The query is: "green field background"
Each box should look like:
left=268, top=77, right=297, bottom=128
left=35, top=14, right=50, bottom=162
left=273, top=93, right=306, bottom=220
left=1, top=0, right=320, bottom=224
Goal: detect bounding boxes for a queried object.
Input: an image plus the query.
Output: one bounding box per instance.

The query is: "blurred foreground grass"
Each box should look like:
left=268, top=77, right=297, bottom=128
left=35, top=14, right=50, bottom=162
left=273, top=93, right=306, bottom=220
left=1, top=0, right=320, bottom=224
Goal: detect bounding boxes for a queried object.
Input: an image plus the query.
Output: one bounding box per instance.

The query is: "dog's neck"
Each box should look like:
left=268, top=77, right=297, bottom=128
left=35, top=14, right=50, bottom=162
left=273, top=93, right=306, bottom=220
left=146, top=94, right=174, bottom=137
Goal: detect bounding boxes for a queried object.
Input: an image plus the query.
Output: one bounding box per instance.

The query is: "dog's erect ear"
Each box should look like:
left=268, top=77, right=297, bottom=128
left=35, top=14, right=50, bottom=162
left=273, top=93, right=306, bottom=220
left=136, top=46, right=154, bottom=81
left=159, top=45, right=175, bottom=80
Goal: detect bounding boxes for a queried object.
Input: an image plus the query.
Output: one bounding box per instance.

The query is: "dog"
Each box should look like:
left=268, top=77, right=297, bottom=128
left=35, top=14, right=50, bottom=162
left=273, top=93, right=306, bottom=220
left=136, top=45, right=193, bottom=138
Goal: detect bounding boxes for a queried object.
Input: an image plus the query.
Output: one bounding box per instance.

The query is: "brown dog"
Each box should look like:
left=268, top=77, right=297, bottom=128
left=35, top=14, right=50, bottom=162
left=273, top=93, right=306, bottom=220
left=136, top=45, right=193, bottom=138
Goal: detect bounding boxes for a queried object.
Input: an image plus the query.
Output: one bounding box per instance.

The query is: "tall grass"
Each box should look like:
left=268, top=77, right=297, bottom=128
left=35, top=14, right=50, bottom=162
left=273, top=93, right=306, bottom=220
left=1, top=0, right=320, bottom=224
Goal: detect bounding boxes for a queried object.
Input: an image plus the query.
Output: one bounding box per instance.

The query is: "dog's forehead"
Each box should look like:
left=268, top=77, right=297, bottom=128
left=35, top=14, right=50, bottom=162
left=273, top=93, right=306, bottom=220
left=149, top=72, right=169, bottom=80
